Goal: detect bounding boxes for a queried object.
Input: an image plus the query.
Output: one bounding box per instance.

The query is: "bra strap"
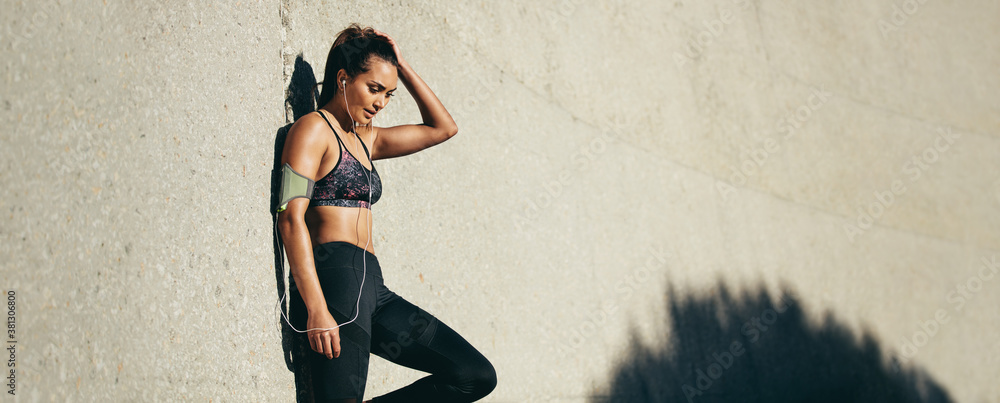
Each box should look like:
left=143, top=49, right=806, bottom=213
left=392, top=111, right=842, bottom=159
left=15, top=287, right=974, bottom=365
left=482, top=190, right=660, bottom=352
left=352, top=130, right=372, bottom=160
left=316, top=110, right=347, bottom=151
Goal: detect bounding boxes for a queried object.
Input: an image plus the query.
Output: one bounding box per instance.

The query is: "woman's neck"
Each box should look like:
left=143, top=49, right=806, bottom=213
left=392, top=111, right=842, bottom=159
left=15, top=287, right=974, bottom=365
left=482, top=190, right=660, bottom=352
left=320, top=101, right=355, bottom=134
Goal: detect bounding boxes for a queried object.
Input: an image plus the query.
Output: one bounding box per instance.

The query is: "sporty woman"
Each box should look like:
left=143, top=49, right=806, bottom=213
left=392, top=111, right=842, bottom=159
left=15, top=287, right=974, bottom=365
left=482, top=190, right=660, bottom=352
left=277, top=24, right=497, bottom=402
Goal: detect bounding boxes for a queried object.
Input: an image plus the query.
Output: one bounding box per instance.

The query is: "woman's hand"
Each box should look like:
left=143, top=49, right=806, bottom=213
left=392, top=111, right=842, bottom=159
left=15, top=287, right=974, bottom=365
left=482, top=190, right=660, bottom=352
left=307, top=309, right=341, bottom=359
left=373, top=28, right=404, bottom=65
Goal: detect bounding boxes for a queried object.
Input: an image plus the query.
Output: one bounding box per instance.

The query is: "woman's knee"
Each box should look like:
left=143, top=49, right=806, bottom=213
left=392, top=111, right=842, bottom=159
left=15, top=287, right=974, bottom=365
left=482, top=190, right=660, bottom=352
left=457, top=356, right=497, bottom=400
left=475, top=360, right=498, bottom=398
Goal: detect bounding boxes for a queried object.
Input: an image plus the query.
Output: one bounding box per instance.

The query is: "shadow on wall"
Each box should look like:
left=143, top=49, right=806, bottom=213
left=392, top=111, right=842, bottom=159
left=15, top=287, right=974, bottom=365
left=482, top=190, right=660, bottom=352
left=591, top=280, right=953, bottom=403
left=271, top=54, right=322, bottom=402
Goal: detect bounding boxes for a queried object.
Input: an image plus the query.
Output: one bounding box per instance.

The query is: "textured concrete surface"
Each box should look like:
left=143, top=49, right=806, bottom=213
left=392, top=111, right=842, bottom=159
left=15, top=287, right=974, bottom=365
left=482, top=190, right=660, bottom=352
left=2, top=0, right=999, bottom=402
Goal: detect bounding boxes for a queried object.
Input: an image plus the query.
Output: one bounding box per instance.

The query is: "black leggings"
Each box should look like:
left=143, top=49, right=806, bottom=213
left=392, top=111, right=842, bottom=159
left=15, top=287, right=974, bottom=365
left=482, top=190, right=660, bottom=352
left=289, top=241, right=497, bottom=402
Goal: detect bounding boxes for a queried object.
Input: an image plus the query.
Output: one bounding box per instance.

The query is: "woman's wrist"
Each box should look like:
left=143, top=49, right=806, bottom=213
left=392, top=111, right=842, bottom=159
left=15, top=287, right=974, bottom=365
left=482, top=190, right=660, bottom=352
left=306, top=302, right=329, bottom=315
left=396, top=59, right=412, bottom=79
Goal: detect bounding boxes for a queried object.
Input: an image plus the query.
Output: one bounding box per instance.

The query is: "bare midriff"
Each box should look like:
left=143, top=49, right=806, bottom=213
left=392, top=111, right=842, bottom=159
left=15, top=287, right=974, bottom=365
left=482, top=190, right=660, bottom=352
left=305, top=206, right=375, bottom=256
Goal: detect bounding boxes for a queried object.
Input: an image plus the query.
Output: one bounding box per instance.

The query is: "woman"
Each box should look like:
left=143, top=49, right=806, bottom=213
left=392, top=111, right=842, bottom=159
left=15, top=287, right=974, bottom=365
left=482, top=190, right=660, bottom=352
left=276, top=24, right=497, bottom=402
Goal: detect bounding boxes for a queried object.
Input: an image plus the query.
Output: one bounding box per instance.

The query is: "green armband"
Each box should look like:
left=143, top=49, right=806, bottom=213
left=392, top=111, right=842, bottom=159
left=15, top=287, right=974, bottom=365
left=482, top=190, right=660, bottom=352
left=277, top=162, right=315, bottom=213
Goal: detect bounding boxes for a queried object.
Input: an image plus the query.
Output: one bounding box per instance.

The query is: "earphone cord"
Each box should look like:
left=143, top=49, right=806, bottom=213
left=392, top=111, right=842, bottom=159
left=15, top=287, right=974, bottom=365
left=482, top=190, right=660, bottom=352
left=273, top=80, right=374, bottom=334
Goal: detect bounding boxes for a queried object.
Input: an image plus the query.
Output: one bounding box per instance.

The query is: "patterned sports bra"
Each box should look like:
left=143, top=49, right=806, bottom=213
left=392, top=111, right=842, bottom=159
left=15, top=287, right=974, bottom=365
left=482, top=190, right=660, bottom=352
left=309, top=110, right=382, bottom=209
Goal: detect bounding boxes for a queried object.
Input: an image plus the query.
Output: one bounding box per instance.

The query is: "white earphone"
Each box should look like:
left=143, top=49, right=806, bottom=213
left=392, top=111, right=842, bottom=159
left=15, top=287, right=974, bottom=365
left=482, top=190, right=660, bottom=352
left=274, top=76, right=375, bottom=335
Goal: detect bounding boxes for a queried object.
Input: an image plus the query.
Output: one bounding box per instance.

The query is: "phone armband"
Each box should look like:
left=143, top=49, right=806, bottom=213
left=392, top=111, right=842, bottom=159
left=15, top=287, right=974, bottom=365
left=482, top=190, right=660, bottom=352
left=277, top=162, right=315, bottom=213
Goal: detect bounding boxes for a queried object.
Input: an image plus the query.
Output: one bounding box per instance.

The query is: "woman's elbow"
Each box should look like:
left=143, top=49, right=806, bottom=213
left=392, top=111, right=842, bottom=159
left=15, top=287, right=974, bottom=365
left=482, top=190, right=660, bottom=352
left=277, top=211, right=306, bottom=235
left=444, top=124, right=459, bottom=138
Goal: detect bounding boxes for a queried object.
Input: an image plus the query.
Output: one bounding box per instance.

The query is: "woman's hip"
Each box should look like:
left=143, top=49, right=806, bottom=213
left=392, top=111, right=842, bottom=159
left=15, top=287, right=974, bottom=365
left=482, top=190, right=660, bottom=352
left=312, top=241, right=381, bottom=273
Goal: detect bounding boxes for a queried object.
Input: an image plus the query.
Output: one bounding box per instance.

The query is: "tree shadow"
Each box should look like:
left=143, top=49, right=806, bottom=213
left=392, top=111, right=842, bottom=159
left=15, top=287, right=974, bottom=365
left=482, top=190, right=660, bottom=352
left=270, top=53, right=321, bottom=403
left=592, top=278, right=953, bottom=403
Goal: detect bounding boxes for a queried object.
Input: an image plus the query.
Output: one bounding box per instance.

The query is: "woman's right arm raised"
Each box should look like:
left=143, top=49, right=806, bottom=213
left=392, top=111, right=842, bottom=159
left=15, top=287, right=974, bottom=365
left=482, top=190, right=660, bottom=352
left=277, top=114, right=342, bottom=359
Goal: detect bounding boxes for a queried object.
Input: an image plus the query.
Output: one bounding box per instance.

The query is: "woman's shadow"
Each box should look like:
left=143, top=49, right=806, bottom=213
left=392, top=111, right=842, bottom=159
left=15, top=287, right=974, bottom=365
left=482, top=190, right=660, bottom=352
left=270, top=54, right=323, bottom=402
left=592, top=278, right=954, bottom=403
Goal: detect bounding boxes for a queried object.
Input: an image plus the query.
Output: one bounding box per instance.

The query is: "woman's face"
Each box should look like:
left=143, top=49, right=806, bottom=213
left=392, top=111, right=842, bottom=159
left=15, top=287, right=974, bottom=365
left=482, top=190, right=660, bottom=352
left=341, top=58, right=398, bottom=124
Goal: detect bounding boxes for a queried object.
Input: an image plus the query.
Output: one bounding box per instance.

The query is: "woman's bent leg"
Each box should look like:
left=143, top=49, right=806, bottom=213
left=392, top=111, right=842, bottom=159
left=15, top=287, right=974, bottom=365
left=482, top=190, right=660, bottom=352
left=368, top=295, right=497, bottom=403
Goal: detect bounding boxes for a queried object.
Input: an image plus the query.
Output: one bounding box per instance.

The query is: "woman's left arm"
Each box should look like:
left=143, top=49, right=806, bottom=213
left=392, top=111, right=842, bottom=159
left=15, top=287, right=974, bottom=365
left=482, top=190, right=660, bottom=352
left=371, top=30, right=459, bottom=160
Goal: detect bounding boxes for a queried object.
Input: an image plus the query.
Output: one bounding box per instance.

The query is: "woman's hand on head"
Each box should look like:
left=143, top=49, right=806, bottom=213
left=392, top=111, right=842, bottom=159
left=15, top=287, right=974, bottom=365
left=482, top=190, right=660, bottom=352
left=307, top=309, right=342, bottom=359
left=373, top=28, right=404, bottom=65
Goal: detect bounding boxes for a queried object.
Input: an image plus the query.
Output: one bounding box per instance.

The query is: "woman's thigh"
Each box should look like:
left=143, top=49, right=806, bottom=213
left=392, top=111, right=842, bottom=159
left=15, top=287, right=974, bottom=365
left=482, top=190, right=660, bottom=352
left=369, top=294, right=494, bottom=382
left=289, top=243, right=384, bottom=401
left=290, top=278, right=375, bottom=401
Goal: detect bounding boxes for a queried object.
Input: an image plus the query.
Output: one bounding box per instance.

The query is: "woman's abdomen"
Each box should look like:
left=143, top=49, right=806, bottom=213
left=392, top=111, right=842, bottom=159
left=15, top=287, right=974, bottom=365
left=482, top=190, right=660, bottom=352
left=304, top=205, right=376, bottom=256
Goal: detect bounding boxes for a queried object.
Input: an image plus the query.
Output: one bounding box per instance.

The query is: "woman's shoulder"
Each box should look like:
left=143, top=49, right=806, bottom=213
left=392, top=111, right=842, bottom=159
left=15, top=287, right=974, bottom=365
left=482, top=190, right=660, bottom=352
left=288, top=112, right=331, bottom=141
left=285, top=111, right=333, bottom=155
left=290, top=111, right=326, bottom=131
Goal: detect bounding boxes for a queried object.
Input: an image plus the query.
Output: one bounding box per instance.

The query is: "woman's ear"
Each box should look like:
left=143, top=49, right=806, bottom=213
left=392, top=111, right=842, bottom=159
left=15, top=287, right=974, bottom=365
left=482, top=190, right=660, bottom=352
left=337, top=69, right=348, bottom=88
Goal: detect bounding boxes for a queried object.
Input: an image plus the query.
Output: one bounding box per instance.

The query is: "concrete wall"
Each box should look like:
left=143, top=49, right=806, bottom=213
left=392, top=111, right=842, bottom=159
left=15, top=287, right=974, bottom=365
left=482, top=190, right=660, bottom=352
left=2, top=0, right=998, bottom=401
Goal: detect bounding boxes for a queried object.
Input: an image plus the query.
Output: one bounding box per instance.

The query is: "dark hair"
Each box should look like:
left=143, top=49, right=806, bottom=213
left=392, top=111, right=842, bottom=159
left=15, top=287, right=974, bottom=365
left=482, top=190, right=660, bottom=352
left=316, top=23, right=399, bottom=108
